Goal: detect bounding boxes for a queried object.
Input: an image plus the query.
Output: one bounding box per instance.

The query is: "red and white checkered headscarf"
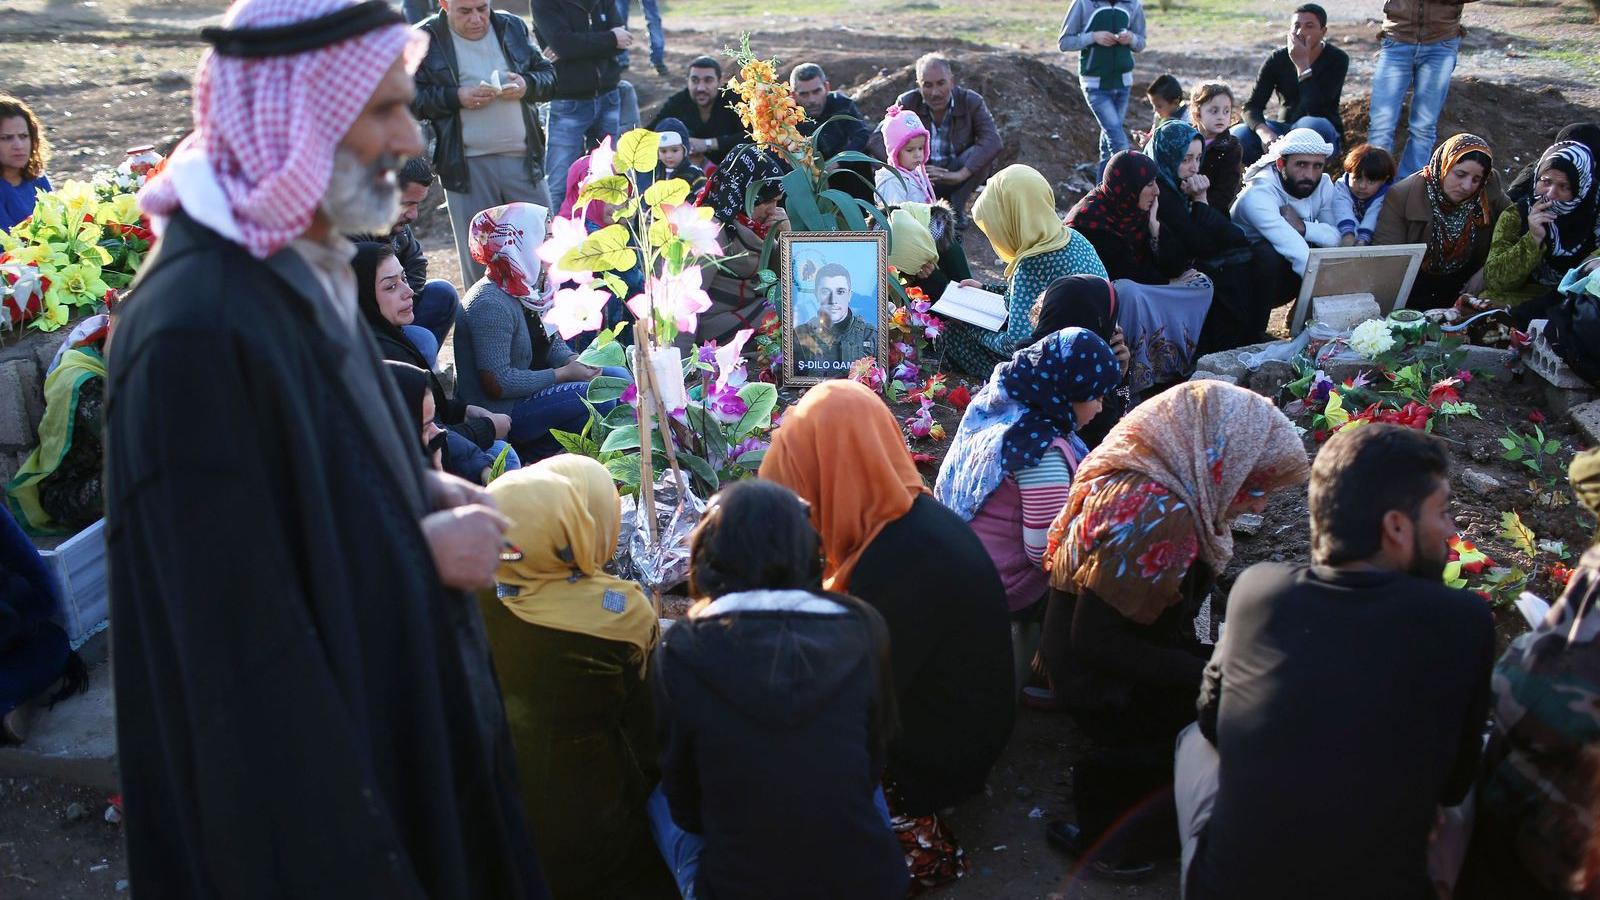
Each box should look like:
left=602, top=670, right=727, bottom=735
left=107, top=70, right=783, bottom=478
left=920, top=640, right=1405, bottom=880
left=139, top=0, right=419, bottom=259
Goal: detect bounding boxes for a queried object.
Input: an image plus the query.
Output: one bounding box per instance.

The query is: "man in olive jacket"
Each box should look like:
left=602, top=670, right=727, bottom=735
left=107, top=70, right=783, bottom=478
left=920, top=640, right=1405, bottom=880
left=412, top=0, right=557, bottom=282
left=866, top=53, right=1002, bottom=219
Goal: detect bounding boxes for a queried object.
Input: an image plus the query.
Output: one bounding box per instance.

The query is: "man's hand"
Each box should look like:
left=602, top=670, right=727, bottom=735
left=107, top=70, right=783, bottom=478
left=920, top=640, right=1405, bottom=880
left=959, top=278, right=984, bottom=288
left=1256, top=125, right=1279, bottom=148
left=929, top=166, right=969, bottom=186
left=467, top=406, right=513, bottom=441
left=555, top=358, right=600, bottom=384
left=499, top=72, right=527, bottom=101
left=1527, top=198, right=1557, bottom=245
left=1116, top=30, right=1134, bottom=46
left=422, top=505, right=511, bottom=590
left=458, top=84, right=498, bottom=110
left=1182, top=173, right=1210, bottom=200
left=612, top=27, right=634, bottom=49
left=1279, top=205, right=1306, bottom=236
left=688, top=137, right=712, bottom=156
left=1091, top=31, right=1118, bottom=47
left=1288, top=32, right=1312, bottom=73
left=542, top=46, right=559, bottom=62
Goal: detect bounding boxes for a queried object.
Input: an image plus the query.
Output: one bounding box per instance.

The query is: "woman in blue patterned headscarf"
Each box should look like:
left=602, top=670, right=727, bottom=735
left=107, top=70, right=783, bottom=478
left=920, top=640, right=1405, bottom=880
left=935, top=327, right=1121, bottom=613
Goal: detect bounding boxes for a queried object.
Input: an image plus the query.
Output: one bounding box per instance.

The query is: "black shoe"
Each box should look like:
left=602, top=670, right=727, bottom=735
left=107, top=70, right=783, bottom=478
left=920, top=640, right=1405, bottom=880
left=654, top=61, right=671, bottom=78
left=1044, top=821, right=1156, bottom=882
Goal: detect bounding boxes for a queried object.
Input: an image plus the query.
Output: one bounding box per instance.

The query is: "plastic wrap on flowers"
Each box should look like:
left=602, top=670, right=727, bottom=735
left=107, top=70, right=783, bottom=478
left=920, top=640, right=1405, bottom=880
left=615, top=470, right=707, bottom=594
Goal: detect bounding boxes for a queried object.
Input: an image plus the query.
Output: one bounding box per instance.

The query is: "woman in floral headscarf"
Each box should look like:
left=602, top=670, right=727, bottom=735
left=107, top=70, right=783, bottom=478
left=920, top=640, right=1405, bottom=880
left=944, top=164, right=1107, bottom=377
left=1038, top=380, right=1308, bottom=879
left=696, top=143, right=791, bottom=346
left=760, top=380, right=1013, bottom=892
left=1067, top=150, right=1213, bottom=391
left=1375, top=133, right=1511, bottom=309
left=457, top=202, right=630, bottom=461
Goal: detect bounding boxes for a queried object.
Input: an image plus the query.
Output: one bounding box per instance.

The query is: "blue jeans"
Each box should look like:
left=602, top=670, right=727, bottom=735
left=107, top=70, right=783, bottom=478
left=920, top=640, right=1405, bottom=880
left=412, top=279, right=459, bottom=347
left=508, top=365, right=632, bottom=460
left=402, top=325, right=439, bottom=369
left=443, top=433, right=521, bottom=483
left=545, top=91, right=623, bottom=213
left=1230, top=116, right=1340, bottom=167
left=645, top=784, right=892, bottom=900
left=1082, top=85, right=1131, bottom=179
left=616, top=0, right=665, bottom=69
left=1367, top=37, right=1461, bottom=177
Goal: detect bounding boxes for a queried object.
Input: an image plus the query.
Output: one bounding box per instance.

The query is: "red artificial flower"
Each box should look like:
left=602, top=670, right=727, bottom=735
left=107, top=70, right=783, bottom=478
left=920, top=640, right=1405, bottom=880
left=1313, top=429, right=1329, bottom=443
left=1427, top=377, right=1462, bottom=407
left=1528, top=409, right=1546, bottom=424
left=1456, top=369, right=1473, bottom=384
left=1550, top=563, right=1574, bottom=587
left=1475, top=590, right=1493, bottom=603
left=910, top=452, right=935, bottom=465
left=947, top=384, right=972, bottom=410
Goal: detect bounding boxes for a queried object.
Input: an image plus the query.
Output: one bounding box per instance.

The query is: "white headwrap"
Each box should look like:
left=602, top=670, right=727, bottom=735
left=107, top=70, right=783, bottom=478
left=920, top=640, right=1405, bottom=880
left=1243, top=127, right=1335, bottom=179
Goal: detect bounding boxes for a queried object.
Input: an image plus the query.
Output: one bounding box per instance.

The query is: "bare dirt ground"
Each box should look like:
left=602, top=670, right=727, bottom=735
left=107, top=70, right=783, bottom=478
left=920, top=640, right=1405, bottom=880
left=3, top=0, right=1598, bottom=897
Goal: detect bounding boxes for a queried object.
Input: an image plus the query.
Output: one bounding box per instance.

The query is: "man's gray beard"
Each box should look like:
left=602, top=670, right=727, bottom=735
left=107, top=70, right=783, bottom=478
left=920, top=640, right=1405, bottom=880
left=320, top=148, right=401, bottom=236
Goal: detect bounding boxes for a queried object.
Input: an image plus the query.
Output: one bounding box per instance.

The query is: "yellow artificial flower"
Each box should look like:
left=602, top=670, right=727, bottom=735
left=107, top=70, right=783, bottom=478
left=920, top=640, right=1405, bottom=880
left=44, top=259, right=110, bottom=311
left=100, top=193, right=143, bottom=226
left=38, top=301, right=69, bottom=331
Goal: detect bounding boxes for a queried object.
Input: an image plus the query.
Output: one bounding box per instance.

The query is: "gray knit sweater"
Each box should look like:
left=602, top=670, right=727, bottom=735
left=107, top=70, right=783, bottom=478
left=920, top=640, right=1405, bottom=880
left=460, top=279, right=576, bottom=414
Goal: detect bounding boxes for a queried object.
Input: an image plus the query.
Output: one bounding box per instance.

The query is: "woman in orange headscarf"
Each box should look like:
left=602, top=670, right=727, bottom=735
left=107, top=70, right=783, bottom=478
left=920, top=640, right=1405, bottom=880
left=760, top=380, right=1013, bottom=891
left=1374, top=133, right=1510, bottom=309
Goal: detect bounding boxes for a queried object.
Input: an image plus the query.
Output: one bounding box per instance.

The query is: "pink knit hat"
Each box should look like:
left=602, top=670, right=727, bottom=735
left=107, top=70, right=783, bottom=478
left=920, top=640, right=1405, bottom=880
left=881, top=105, right=930, bottom=170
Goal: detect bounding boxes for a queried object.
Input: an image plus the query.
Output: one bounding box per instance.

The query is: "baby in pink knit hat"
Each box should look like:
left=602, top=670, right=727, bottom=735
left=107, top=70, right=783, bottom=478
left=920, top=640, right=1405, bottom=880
left=875, top=104, right=936, bottom=205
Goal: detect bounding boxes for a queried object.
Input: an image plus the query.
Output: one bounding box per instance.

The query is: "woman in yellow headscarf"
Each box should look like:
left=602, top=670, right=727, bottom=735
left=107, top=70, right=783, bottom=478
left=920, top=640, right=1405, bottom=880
left=481, top=454, right=676, bottom=900
left=888, top=200, right=974, bottom=301
left=943, top=164, right=1109, bottom=377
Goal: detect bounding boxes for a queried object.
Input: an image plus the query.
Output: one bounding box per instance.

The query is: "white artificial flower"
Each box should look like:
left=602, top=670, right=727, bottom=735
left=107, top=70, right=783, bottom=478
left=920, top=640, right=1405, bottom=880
left=1349, top=320, right=1396, bottom=359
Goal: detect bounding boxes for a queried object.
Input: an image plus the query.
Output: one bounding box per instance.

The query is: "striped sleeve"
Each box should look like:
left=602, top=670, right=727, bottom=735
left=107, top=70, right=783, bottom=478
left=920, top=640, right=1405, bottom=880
left=1015, top=447, right=1077, bottom=566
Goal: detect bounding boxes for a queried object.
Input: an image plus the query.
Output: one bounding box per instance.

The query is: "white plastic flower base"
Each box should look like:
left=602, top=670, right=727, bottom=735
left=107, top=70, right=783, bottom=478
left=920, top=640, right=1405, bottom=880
left=37, top=518, right=110, bottom=647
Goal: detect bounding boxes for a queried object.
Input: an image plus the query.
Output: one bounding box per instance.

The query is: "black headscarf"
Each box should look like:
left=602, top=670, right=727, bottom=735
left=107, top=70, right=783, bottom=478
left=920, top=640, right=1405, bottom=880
left=1518, top=140, right=1599, bottom=277
left=1029, top=275, right=1127, bottom=447
left=1507, top=123, right=1600, bottom=202
left=697, top=143, right=789, bottom=225
left=353, top=241, right=425, bottom=366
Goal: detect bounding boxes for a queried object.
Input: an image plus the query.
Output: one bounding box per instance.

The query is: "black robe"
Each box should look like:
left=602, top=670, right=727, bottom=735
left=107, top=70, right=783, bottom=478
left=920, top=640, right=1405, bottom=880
left=105, top=211, right=548, bottom=900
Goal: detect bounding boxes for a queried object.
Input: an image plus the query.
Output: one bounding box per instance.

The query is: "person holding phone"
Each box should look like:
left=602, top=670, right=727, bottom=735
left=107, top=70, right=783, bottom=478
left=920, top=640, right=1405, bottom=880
left=1058, top=0, right=1148, bottom=180
left=1483, top=139, right=1599, bottom=319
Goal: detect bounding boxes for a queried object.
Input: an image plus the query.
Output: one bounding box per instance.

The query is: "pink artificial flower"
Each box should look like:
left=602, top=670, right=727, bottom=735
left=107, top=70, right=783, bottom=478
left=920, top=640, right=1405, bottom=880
left=664, top=203, right=722, bottom=257
left=705, top=381, right=749, bottom=425
left=714, top=328, right=754, bottom=392
left=848, top=358, right=886, bottom=392
left=536, top=215, right=594, bottom=285
left=729, top=435, right=768, bottom=462
left=586, top=135, right=616, bottom=182
left=544, top=284, right=610, bottom=339
left=892, top=341, right=917, bottom=361
left=904, top=396, right=935, bottom=438
left=1456, top=369, right=1474, bottom=384
left=892, top=360, right=921, bottom=383
left=632, top=267, right=713, bottom=334
left=620, top=382, right=639, bottom=407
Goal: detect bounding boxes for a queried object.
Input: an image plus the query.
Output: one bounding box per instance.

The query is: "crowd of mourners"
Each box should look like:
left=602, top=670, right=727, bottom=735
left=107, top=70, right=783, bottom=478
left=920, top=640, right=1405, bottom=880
left=3, top=0, right=1600, bottom=897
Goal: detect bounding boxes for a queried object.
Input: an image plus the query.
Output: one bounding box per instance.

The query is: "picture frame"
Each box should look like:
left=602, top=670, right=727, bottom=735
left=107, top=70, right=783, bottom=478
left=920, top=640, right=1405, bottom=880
left=779, top=230, right=890, bottom=385
left=1288, top=243, right=1428, bottom=335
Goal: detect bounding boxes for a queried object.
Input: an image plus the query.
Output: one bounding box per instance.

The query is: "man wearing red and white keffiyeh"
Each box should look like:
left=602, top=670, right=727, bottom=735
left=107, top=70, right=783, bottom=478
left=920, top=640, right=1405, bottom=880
left=106, top=3, right=552, bottom=897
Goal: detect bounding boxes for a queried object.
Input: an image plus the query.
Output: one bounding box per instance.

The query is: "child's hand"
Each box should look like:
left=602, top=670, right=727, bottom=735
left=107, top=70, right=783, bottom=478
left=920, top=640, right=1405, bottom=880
left=1091, top=31, right=1118, bottom=47
left=1116, top=31, right=1134, bottom=46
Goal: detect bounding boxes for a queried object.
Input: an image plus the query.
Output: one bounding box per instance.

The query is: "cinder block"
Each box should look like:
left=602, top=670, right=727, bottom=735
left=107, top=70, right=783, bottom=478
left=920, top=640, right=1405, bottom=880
left=1525, top=319, right=1592, bottom=390
left=1573, top=399, right=1600, bottom=449
left=0, top=360, right=37, bottom=451
left=1310, top=293, right=1381, bottom=332
left=1248, top=359, right=1296, bottom=397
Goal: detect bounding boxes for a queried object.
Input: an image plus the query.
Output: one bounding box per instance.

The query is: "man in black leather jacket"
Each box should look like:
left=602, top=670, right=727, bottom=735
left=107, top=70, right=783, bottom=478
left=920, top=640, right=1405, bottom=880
left=412, top=0, right=556, bottom=283
left=530, top=0, right=630, bottom=212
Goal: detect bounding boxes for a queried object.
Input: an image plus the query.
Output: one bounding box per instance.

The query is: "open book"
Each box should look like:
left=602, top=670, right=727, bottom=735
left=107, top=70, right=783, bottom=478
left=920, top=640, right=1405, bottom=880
left=479, top=70, right=505, bottom=91
left=931, top=282, right=1007, bottom=333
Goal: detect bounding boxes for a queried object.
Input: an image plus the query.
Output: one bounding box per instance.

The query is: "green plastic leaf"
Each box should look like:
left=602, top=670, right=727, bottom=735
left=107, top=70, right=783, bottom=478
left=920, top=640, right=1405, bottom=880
left=778, top=169, right=828, bottom=230
left=550, top=427, right=596, bottom=457
left=1441, top=560, right=1466, bottom=589
left=577, top=174, right=631, bottom=206
left=580, top=341, right=628, bottom=370
left=1503, top=447, right=1524, bottom=461
left=1499, top=510, right=1537, bottom=557
left=677, top=450, right=721, bottom=493
left=734, top=447, right=767, bottom=468
left=1545, top=439, right=1561, bottom=454
left=603, top=403, right=637, bottom=428
left=586, top=375, right=632, bottom=404
left=605, top=455, right=642, bottom=493
left=615, top=129, right=662, bottom=173
left=560, top=224, right=637, bottom=273
left=644, top=178, right=691, bottom=208
left=487, top=443, right=513, bottom=482
left=601, top=424, right=642, bottom=453
left=755, top=268, right=778, bottom=286
left=732, top=382, right=778, bottom=438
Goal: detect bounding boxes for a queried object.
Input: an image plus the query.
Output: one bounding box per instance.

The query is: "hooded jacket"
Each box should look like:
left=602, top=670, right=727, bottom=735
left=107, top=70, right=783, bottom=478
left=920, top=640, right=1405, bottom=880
left=652, top=590, right=908, bottom=900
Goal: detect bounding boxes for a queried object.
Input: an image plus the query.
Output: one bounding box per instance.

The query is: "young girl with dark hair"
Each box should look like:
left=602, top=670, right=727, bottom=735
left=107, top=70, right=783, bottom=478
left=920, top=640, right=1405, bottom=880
left=650, top=479, right=907, bottom=900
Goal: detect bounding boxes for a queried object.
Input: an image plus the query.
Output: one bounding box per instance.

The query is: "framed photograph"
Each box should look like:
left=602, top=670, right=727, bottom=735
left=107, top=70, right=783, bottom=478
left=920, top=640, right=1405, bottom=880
left=780, top=231, right=890, bottom=385
left=1289, top=243, right=1427, bottom=335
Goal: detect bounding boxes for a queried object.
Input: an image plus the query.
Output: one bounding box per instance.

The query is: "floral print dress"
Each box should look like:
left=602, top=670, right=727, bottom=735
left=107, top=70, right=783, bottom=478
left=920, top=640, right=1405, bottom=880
left=943, top=232, right=1108, bottom=377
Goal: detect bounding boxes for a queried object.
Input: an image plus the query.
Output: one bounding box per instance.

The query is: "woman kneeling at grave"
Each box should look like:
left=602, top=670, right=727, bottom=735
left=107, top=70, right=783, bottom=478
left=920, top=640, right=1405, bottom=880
left=455, top=203, right=629, bottom=461
left=649, top=479, right=907, bottom=900
left=760, top=380, right=1013, bottom=891
left=1039, top=380, right=1309, bottom=880
left=935, top=326, right=1122, bottom=688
